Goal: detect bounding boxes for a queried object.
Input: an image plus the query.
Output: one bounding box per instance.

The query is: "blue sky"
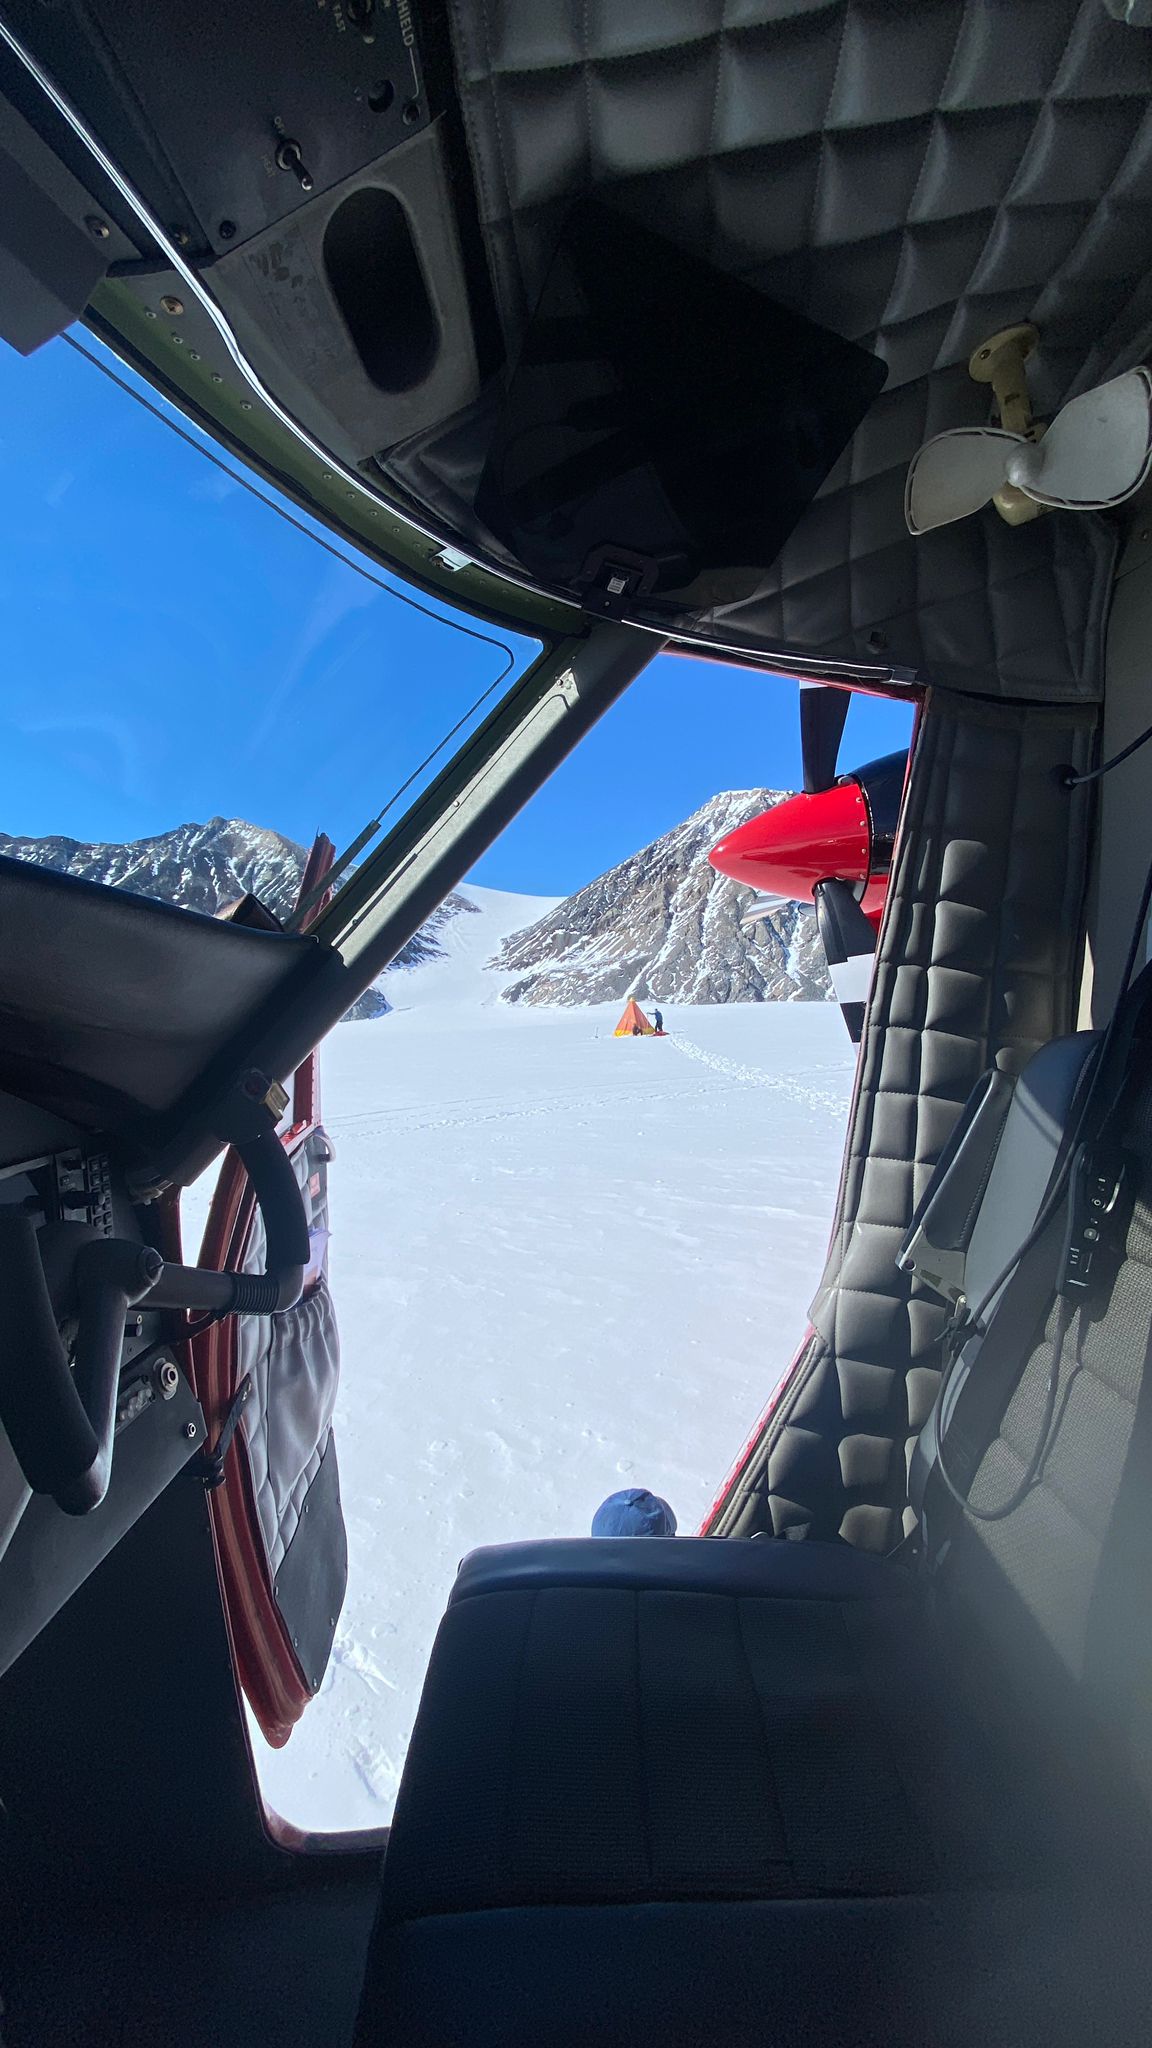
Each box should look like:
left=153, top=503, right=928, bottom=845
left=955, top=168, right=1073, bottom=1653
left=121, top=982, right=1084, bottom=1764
left=0, top=335, right=913, bottom=896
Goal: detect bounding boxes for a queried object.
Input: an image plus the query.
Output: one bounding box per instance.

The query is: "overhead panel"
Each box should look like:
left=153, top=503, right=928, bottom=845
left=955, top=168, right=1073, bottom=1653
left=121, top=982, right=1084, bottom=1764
left=53, top=0, right=433, bottom=256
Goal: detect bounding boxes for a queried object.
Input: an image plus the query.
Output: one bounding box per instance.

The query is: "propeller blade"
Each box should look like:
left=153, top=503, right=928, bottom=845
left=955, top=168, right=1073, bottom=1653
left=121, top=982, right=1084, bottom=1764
left=738, top=891, right=789, bottom=931
left=905, top=427, right=1021, bottom=535
left=814, top=879, right=878, bottom=1045
left=800, top=684, right=850, bottom=793
left=1005, top=368, right=1152, bottom=510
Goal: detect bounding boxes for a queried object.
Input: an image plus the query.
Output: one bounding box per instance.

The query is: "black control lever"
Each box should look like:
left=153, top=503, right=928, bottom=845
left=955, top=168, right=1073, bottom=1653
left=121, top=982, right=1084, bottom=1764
left=147, top=1126, right=309, bottom=1317
left=0, top=1120, right=309, bottom=1516
left=0, top=1218, right=161, bottom=1515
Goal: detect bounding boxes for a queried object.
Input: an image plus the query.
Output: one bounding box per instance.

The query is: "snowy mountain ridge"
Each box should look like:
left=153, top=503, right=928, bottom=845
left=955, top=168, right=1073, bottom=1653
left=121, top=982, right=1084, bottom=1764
left=493, top=790, right=831, bottom=1008
left=0, top=815, right=474, bottom=1020
left=2, top=790, right=832, bottom=1016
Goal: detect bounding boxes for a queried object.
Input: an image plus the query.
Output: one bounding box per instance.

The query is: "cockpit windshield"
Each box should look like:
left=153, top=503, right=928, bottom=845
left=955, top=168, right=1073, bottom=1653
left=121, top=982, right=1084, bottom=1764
left=0, top=331, right=541, bottom=892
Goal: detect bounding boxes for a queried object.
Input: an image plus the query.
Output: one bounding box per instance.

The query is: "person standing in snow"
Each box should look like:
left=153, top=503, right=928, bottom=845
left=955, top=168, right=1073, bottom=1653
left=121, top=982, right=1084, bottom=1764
left=654, top=1007, right=664, bottom=1034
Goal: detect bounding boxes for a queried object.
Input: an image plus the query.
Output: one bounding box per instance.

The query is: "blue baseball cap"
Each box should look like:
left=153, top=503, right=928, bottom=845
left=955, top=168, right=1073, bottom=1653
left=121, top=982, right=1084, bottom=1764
left=591, top=1487, right=678, bottom=1538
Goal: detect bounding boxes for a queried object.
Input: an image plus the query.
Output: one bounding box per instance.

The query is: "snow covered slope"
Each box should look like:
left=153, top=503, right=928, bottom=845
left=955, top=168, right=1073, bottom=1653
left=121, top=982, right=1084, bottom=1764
left=494, top=791, right=831, bottom=1007
left=241, top=892, right=856, bottom=1835
left=381, top=882, right=560, bottom=1019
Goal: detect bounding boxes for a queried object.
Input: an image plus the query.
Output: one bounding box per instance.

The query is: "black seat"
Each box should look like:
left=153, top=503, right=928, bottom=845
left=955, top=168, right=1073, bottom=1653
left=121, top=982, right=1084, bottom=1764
left=373, top=1537, right=1038, bottom=1919
left=356, top=1540, right=1151, bottom=2046
left=355, top=1025, right=1152, bottom=2045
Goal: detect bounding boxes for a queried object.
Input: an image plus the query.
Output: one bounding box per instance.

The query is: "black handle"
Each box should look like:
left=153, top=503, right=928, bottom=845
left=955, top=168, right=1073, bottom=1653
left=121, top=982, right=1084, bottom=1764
left=0, top=1128, right=309, bottom=1514
left=148, top=1129, right=308, bottom=1316
left=0, top=1214, right=160, bottom=1515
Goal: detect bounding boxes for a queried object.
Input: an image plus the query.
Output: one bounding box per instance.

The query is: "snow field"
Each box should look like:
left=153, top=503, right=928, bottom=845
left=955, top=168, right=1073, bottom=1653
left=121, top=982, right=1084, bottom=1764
left=245, top=887, right=857, bottom=1832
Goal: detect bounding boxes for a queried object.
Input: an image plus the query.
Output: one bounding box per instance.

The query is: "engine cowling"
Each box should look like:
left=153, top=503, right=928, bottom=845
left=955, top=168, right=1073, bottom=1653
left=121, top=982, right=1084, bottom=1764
left=708, top=751, right=907, bottom=923
left=708, top=751, right=908, bottom=1041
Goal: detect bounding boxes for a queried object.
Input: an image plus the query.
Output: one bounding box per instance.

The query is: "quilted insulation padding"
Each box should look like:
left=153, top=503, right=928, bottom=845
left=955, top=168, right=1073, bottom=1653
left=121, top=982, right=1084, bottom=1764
left=711, top=691, right=1097, bottom=1548
left=433, top=0, right=1152, bottom=692
left=236, top=1204, right=341, bottom=1579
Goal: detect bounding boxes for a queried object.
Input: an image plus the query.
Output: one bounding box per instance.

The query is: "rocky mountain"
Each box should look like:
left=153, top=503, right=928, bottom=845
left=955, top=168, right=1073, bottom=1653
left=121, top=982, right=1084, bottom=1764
left=0, top=816, right=474, bottom=1020
left=493, top=791, right=831, bottom=1007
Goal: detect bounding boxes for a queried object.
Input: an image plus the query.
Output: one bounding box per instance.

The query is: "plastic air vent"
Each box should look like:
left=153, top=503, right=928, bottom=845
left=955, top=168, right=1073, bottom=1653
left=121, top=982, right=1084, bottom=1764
left=324, top=187, right=437, bottom=393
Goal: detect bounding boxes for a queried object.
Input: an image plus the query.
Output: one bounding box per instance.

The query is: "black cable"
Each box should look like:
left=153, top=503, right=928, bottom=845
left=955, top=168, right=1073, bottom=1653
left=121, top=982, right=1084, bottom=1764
left=289, top=667, right=522, bottom=923
left=935, top=1299, right=1073, bottom=1523
left=1062, top=719, right=1152, bottom=788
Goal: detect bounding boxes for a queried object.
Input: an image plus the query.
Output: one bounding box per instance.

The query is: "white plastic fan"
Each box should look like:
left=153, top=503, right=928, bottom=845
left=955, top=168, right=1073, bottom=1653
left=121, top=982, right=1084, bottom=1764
left=906, top=367, right=1152, bottom=535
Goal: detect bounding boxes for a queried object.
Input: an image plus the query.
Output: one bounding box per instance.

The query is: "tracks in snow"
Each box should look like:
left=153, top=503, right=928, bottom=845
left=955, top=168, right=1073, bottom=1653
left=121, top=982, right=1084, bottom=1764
left=667, top=1033, right=850, bottom=1118
left=326, top=1076, right=728, bottom=1141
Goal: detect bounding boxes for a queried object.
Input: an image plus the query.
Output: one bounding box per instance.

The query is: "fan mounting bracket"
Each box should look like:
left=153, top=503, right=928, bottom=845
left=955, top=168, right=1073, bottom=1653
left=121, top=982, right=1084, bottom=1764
left=969, top=324, right=1043, bottom=523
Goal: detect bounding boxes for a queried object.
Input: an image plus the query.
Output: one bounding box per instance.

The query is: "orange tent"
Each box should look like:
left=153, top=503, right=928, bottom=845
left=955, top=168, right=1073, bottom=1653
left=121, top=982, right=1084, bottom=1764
left=614, top=998, right=655, bottom=1037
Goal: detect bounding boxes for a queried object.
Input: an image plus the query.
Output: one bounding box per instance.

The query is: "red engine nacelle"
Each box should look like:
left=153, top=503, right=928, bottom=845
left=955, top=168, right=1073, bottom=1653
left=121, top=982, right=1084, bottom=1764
left=708, top=751, right=907, bottom=927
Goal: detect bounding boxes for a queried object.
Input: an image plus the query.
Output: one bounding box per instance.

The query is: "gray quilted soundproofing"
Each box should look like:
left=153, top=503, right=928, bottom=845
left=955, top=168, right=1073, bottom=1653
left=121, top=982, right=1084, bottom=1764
left=711, top=690, right=1097, bottom=1547
left=399, top=0, right=1152, bottom=691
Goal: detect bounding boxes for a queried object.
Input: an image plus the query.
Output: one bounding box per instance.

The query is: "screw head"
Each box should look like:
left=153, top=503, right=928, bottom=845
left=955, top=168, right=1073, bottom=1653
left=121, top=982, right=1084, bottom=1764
left=218, top=220, right=237, bottom=242
left=159, top=1361, right=180, bottom=1398
left=240, top=400, right=253, bottom=411
left=183, top=1421, right=198, bottom=1440
left=86, top=216, right=111, bottom=240
left=159, top=294, right=185, bottom=317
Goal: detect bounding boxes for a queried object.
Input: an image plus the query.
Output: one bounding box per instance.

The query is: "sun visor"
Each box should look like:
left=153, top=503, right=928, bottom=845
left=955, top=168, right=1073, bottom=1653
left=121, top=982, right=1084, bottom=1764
left=475, top=198, right=887, bottom=621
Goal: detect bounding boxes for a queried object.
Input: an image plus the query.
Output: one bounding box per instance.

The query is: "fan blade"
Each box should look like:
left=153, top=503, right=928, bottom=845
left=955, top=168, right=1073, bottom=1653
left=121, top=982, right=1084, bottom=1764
left=905, top=428, right=1020, bottom=534
left=800, top=683, right=850, bottom=792
left=1005, top=368, right=1152, bottom=510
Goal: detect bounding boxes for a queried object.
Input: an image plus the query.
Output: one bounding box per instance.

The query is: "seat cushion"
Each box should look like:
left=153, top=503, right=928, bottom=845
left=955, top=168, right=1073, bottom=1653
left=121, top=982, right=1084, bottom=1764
left=374, top=1539, right=1037, bottom=1926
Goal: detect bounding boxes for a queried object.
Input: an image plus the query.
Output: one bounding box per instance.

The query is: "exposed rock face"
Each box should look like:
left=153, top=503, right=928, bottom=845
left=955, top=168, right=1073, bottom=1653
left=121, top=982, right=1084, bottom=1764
left=0, top=817, right=473, bottom=1020
left=492, top=791, right=831, bottom=1007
